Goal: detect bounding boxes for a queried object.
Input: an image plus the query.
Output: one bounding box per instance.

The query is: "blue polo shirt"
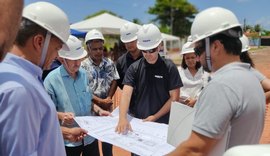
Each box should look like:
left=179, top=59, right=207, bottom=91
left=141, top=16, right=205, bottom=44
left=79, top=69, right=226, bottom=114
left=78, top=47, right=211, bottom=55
left=44, top=65, right=95, bottom=147
left=0, top=53, right=66, bottom=156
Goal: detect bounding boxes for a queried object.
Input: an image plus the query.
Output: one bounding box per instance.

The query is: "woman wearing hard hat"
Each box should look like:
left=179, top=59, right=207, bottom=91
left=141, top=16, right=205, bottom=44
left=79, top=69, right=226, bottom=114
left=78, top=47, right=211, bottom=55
left=240, top=35, right=270, bottom=104
left=178, top=37, right=209, bottom=107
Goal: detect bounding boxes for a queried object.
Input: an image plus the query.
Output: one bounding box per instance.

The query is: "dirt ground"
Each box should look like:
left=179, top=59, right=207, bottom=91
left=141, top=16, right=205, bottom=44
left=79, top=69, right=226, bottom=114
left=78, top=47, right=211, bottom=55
left=251, top=46, right=270, bottom=144
left=111, top=46, right=270, bottom=155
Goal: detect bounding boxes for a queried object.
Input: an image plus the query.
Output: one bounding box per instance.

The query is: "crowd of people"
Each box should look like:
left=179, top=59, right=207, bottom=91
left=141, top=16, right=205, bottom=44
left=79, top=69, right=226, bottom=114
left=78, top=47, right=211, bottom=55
left=0, top=1, right=269, bottom=156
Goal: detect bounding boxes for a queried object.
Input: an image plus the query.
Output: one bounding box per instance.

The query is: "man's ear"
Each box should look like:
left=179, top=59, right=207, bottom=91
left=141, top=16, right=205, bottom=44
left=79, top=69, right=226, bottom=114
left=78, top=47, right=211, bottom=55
left=32, top=34, right=45, bottom=52
left=212, top=40, right=223, bottom=55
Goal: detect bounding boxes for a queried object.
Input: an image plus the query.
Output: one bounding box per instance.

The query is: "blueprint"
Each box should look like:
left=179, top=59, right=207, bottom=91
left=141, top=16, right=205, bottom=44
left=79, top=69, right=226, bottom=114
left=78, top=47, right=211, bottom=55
left=74, top=108, right=175, bottom=156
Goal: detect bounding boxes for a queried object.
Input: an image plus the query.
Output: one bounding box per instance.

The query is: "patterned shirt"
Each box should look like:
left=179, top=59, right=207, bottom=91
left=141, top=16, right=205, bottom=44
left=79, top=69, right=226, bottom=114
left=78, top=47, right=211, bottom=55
left=81, top=57, right=119, bottom=98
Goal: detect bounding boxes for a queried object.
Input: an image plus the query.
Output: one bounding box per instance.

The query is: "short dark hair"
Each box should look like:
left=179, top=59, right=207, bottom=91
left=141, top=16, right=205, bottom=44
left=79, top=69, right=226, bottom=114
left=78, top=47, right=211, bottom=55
left=86, top=39, right=104, bottom=47
left=197, top=29, right=242, bottom=56
left=181, top=54, right=201, bottom=70
left=210, top=34, right=242, bottom=55
left=15, top=18, right=47, bottom=47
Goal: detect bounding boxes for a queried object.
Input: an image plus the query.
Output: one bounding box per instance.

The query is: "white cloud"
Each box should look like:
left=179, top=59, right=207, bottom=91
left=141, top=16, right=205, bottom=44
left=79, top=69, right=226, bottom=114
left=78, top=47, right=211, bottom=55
left=255, top=16, right=270, bottom=30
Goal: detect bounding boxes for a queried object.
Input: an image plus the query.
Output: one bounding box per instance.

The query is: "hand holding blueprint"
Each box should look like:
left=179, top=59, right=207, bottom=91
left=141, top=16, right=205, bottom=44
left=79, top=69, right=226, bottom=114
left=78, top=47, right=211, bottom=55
left=74, top=107, right=175, bottom=156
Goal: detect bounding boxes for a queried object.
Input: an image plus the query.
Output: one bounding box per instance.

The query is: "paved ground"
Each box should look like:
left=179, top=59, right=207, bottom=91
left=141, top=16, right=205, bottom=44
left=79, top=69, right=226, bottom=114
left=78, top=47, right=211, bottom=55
left=111, top=46, right=270, bottom=155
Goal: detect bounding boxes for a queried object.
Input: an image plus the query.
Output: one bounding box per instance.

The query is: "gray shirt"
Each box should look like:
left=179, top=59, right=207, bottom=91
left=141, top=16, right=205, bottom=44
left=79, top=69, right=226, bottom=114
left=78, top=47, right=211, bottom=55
left=193, top=62, right=265, bottom=148
left=251, top=67, right=266, bottom=82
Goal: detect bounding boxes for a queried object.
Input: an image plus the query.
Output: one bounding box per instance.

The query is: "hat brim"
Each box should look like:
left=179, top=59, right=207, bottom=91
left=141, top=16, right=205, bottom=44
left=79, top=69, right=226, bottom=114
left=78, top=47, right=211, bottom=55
left=59, top=49, right=87, bottom=60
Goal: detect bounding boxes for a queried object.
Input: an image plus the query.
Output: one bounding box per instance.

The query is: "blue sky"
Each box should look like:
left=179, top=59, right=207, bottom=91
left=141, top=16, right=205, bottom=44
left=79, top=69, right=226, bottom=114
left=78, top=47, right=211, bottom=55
left=25, top=0, right=270, bottom=31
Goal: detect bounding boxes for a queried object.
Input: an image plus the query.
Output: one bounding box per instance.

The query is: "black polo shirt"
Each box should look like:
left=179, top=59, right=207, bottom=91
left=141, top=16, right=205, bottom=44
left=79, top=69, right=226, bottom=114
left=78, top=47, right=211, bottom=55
left=123, top=55, right=183, bottom=124
left=116, top=51, right=143, bottom=89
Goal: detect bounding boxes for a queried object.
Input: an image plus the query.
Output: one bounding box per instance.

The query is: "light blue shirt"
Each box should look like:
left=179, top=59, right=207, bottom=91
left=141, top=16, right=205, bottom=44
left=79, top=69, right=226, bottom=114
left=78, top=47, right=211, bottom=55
left=0, top=53, right=66, bottom=156
left=44, top=65, right=95, bottom=147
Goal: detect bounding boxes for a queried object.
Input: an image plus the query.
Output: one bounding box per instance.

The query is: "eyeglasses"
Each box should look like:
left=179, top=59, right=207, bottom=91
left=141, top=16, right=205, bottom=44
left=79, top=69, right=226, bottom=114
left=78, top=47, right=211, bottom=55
left=194, top=45, right=205, bottom=56
left=141, top=47, right=158, bottom=54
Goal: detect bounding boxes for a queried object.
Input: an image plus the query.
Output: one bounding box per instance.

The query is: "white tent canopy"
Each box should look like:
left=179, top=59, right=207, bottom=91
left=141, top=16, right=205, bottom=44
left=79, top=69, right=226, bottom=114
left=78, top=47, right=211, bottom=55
left=71, top=13, right=128, bottom=35
left=70, top=13, right=180, bottom=42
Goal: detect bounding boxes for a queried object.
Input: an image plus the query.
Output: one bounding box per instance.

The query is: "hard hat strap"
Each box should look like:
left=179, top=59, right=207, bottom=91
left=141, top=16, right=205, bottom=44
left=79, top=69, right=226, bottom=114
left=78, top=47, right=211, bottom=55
left=40, top=31, right=51, bottom=68
left=205, top=37, right=212, bottom=71
left=63, top=58, right=73, bottom=75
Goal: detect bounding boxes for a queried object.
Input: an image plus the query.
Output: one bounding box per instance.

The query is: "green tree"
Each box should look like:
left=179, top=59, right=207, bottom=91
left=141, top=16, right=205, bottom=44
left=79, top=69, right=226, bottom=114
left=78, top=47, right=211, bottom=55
left=244, top=24, right=254, bottom=32
left=148, top=0, right=197, bottom=37
left=132, top=18, right=142, bottom=25
left=254, top=24, right=262, bottom=32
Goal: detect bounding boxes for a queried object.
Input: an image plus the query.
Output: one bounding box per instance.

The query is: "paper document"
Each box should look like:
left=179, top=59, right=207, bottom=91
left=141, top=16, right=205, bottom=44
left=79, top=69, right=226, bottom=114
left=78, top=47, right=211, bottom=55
left=74, top=107, right=175, bottom=156
left=167, top=102, right=230, bottom=156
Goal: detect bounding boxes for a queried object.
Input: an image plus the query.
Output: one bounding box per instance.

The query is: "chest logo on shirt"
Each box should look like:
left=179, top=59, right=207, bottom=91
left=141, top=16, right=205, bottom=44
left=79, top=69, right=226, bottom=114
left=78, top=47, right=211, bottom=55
left=154, top=75, right=163, bottom=79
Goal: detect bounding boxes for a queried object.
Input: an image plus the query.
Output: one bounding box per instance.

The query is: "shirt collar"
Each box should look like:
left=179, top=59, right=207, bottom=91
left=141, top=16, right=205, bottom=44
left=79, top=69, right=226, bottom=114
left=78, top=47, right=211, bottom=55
left=88, top=57, right=108, bottom=68
left=213, top=62, right=251, bottom=77
left=60, top=65, right=82, bottom=79
left=144, top=54, right=163, bottom=68
left=127, top=51, right=143, bottom=61
left=4, top=53, right=43, bottom=79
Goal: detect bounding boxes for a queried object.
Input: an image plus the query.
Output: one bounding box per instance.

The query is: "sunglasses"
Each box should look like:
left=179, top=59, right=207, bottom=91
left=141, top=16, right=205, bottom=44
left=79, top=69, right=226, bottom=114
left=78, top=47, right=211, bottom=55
left=194, top=44, right=205, bottom=56
left=141, top=47, right=158, bottom=54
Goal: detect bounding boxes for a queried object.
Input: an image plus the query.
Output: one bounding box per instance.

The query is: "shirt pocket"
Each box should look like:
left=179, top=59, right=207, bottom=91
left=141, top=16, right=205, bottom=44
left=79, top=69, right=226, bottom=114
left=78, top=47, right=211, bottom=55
left=79, top=88, right=92, bottom=115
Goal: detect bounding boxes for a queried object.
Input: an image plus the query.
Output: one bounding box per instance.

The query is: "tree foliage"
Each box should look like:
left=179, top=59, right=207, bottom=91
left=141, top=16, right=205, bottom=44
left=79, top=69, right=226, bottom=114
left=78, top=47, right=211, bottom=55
left=244, top=24, right=270, bottom=36
left=254, top=24, right=262, bottom=32
left=148, top=0, right=197, bottom=37
left=132, top=18, right=142, bottom=25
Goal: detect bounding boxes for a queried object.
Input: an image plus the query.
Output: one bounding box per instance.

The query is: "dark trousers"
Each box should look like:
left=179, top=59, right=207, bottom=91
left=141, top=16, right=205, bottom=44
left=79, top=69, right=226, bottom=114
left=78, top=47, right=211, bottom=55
left=101, top=141, right=113, bottom=156
left=65, top=139, right=99, bottom=156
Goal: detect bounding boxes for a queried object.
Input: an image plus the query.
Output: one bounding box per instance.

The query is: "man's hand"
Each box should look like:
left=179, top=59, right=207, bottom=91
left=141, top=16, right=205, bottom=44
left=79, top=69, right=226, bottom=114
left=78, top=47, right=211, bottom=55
left=99, top=97, right=113, bottom=110
left=103, top=97, right=113, bottom=104
left=186, top=98, right=196, bottom=107
left=98, top=109, right=112, bottom=116
left=115, top=118, right=132, bottom=134
left=59, top=112, right=74, bottom=125
left=62, top=127, right=88, bottom=142
left=179, top=97, right=196, bottom=107
left=143, top=115, right=157, bottom=122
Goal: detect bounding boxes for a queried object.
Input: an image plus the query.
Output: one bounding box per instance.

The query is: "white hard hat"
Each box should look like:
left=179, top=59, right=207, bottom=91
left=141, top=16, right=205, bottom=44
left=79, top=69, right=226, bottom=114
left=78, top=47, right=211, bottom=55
left=187, top=35, right=193, bottom=42
left=23, top=2, right=70, bottom=45
left=191, top=7, right=242, bottom=42
left=223, top=144, right=270, bottom=156
left=120, top=22, right=138, bottom=43
left=137, top=23, right=162, bottom=50
left=85, top=29, right=104, bottom=44
left=58, top=35, right=87, bottom=60
left=240, top=35, right=251, bottom=52
left=181, top=41, right=195, bottom=55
